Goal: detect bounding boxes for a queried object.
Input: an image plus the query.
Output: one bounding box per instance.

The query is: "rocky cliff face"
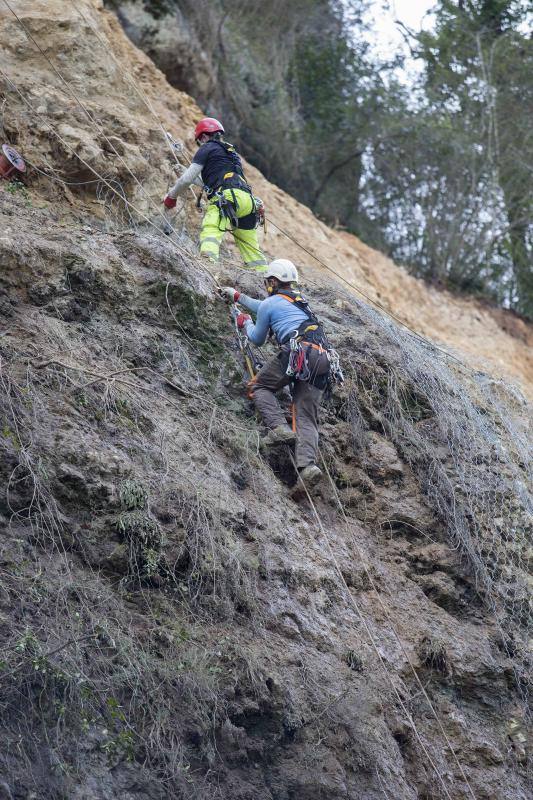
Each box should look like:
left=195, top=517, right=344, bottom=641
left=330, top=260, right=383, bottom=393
left=109, top=0, right=215, bottom=101
left=0, top=2, right=531, bottom=799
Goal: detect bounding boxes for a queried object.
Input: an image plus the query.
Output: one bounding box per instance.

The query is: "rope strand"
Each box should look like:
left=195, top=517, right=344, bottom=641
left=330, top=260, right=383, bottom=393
left=288, top=451, right=461, bottom=800
left=0, top=67, right=219, bottom=288
left=318, top=452, right=478, bottom=799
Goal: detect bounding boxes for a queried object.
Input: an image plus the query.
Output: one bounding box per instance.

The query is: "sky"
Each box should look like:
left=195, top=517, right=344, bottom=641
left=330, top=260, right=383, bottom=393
left=364, top=0, right=437, bottom=75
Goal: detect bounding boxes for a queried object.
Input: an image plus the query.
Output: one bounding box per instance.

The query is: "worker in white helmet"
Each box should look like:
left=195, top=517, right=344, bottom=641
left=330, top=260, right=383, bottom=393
left=220, top=259, right=331, bottom=489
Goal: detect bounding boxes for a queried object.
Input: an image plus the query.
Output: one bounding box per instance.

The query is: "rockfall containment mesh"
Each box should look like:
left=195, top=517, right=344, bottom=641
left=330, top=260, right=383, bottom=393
left=96, top=176, right=138, bottom=231
left=341, top=300, right=532, bottom=713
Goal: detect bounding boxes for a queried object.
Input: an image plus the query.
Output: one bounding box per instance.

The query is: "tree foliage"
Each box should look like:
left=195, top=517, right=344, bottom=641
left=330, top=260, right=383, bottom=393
left=408, top=0, right=533, bottom=314
left=110, top=0, right=533, bottom=317
left=215, top=0, right=532, bottom=317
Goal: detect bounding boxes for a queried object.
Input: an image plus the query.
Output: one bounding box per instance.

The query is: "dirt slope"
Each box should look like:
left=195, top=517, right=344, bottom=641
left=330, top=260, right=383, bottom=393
left=1, top=0, right=532, bottom=398
left=0, top=3, right=530, bottom=800
left=1, top=178, right=530, bottom=800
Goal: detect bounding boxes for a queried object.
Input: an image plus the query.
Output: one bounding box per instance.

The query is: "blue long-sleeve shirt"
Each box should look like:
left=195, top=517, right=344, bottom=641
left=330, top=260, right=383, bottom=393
left=238, top=293, right=310, bottom=346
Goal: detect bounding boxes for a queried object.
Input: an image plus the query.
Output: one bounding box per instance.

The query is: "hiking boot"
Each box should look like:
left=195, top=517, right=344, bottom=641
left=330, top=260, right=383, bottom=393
left=297, top=464, right=323, bottom=489
left=263, top=425, right=296, bottom=446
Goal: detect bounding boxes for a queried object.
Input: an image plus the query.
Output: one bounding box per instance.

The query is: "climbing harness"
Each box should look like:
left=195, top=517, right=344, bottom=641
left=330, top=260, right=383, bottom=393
left=21, top=0, right=479, bottom=378
left=203, top=140, right=252, bottom=201
left=277, top=291, right=344, bottom=387
left=212, top=185, right=265, bottom=233
left=213, top=185, right=241, bottom=228
left=196, top=140, right=265, bottom=233
left=267, top=217, right=470, bottom=369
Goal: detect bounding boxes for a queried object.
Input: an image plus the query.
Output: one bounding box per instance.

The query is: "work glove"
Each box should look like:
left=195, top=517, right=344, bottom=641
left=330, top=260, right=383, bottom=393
left=163, top=195, right=177, bottom=209
left=218, top=286, right=240, bottom=303
left=236, top=313, right=251, bottom=330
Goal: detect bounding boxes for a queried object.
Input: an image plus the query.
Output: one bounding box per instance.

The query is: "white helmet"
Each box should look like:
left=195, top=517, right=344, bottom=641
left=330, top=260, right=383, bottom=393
left=264, top=258, right=299, bottom=283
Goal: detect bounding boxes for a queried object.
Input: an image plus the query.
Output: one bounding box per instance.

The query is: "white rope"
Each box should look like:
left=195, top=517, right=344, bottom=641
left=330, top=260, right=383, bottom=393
left=268, top=217, right=469, bottom=368
left=13, top=0, right=524, bottom=396
left=1, top=0, right=183, bottom=237
left=287, top=452, right=460, bottom=800
left=23, top=155, right=101, bottom=185
left=0, top=66, right=219, bottom=287
left=0, top=13, right=495, bottom=790
left=318, top=451, right=478, bottom=799
left=70, top=1, right=198, bottom=186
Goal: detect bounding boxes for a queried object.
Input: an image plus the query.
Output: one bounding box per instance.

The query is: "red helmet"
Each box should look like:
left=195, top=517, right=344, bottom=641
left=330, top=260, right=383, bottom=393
left=194, top=117, right=224, bottom=140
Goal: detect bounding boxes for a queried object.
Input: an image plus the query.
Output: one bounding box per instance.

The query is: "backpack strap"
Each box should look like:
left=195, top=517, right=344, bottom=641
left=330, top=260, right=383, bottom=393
left=277, top=292, right=320, bottom=326
left=214, top=140, right=251, bottom=190
left=277, top=292, right=325, bottom=344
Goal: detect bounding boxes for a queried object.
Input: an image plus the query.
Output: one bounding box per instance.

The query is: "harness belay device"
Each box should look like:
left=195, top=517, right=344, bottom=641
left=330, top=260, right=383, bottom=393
left=278, top=291, right=344, bottom=388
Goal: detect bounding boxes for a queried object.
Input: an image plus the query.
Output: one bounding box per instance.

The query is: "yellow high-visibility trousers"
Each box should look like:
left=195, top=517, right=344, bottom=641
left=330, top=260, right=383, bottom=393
left=199, top=188, right=267, bottom=271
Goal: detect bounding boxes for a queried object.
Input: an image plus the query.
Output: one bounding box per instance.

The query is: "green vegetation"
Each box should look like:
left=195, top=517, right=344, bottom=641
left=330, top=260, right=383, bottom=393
left=116, top=479, right=164, bottom=580
left=4, top=178, right=30, bottom=205
left=123, top=0, right=532, bottom=317
left=368, top=0, right=533, bottom=317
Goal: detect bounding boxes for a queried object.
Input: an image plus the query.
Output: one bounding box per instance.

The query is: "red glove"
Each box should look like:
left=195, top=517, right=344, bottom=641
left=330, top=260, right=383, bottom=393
left=219, top=287, right=240, bottom=303
left=236, top=313, right=251, bottom=329
left=163, top=195, right=177, bottom=209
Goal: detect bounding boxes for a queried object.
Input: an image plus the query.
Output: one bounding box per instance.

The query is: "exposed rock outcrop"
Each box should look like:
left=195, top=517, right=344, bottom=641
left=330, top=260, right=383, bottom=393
left=112, top=0, right=215, bottom=100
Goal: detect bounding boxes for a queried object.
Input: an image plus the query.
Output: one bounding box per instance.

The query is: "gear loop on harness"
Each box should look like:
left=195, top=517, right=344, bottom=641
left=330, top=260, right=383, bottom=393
left=277, top=291, right=344, bottom=388
left=198, top=142, right=265, bottom=232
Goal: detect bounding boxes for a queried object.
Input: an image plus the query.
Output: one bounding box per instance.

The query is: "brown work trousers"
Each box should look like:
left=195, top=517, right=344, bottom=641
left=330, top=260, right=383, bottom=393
left=251, top=345, right=330, bottom=469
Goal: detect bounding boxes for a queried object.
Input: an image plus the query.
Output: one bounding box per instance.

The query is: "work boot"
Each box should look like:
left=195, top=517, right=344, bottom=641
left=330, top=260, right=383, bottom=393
left=263, top=425, right=296, bottom=446
left=297, top=464, right=323, bottom=489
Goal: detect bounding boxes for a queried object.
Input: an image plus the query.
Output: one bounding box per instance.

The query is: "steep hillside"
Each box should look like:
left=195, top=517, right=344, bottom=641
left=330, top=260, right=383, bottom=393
left=2, top=0, right=533, bottom=398
left=109, top=0, right=533, bottom=338
left=0, top=2, right=531, bottom=800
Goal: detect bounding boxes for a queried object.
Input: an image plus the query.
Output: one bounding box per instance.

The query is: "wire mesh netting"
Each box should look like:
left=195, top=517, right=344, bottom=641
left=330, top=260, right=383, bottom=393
left=96, top=176, right=138, bottom=231
left=340, top=300, right=532, bottom=712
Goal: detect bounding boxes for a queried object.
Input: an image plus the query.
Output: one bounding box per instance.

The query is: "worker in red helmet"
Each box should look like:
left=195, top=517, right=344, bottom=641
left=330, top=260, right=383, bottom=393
left=163, top=118, right=267, bottom=272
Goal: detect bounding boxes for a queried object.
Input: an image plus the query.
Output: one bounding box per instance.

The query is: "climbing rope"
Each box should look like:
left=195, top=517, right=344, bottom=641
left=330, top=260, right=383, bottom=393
left=232, top=306, right=263, bottom=380
left=0, top=0, right=212, bottom=273
left=264, top=217, right=469, bottom=367
left=22, top=156, right=102, bottom=186
left=317, top=451, right=479, bottom=798
left=1, top=0, right=183, bottom=239
left=3, top=1, right=524, bottom=403
left=230, top=337, right=477, bottom=798
left=0, top=15, right=513, bottom=792
left=6, top=0, right=524, bottom=396
left=0, top=67, right=220, bottom=291
left=8, top=0, right=443, bottom=369
left=69, top=0, right=200, bottom=204
left=289, top=451, right=466, bottom=800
